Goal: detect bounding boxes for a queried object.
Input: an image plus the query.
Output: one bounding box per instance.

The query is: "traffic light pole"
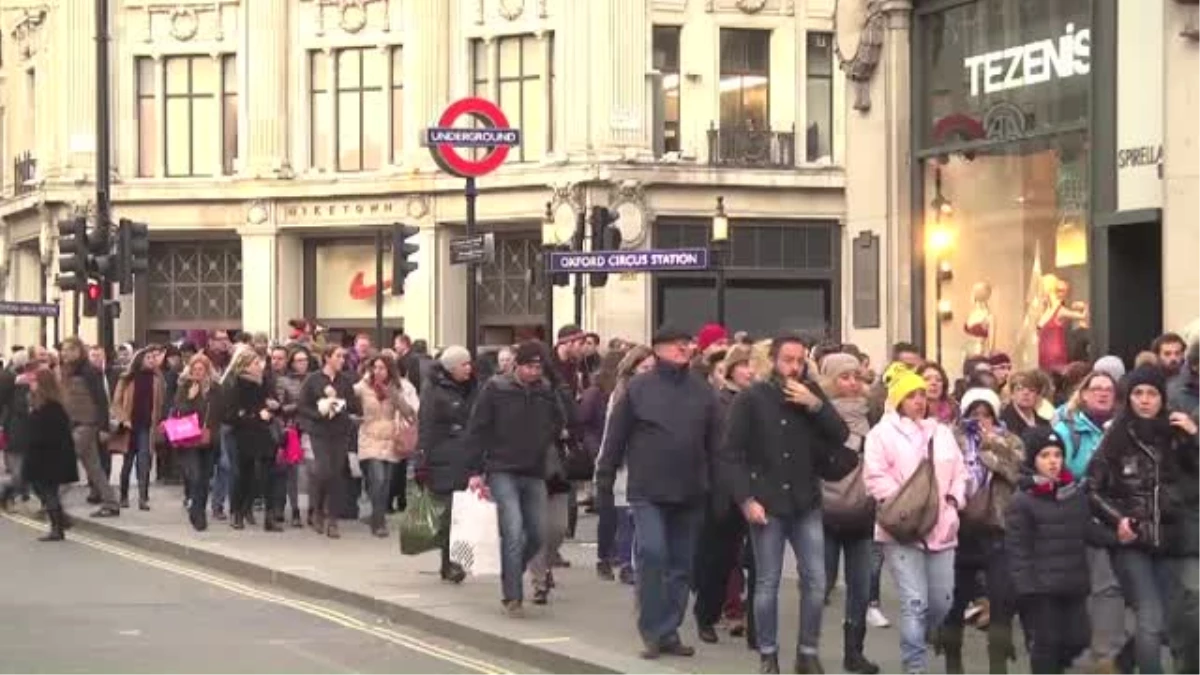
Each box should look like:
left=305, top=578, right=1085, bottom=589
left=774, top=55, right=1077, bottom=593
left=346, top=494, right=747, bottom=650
left=95, top=0, right=115, bottom=355
left=374, top=228, right=385, bottom=348
left=573, top=209, right=584, bottom=327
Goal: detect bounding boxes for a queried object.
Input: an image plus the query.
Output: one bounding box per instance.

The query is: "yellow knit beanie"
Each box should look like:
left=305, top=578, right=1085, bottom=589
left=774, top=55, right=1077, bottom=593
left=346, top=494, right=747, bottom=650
left=884, top=362, right=927, bottom=411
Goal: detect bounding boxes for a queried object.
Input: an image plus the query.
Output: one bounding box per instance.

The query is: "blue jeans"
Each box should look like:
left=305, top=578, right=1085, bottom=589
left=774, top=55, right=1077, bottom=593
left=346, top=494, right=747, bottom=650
left=885, top=544, right=955, bottom=674
left=616, top=507, right=635, bottom=568
left=1113, top=549, right=1199, bottom=674
left=487, top=472, right=547, bottom=603
left=749, top=508, right=826, bottom=657
left=824, top=528, right=873, bottom=627
left=365, top=459, right=394, bottom=529
left=630, top=500, right=704, bottom=646
left=210, top=424, right=235, bottom=513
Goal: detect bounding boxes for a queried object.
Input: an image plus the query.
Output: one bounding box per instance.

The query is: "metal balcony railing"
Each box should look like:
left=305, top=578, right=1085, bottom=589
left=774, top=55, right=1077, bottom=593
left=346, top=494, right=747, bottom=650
left=706, top=124, right=796, bottom=169
left=13, top=151, right=37, bottom=195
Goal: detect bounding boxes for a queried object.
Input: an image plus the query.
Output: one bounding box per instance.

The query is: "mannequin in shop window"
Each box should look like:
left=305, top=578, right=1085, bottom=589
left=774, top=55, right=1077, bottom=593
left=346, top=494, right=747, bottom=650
left=1035, top=274, right=1088, bottom=373
left=963, top=281, right=996, bottom=358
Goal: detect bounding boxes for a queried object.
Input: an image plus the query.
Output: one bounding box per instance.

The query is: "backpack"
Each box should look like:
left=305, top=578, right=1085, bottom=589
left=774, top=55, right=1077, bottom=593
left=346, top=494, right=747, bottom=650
left=876, top=434, right=941, bottom=545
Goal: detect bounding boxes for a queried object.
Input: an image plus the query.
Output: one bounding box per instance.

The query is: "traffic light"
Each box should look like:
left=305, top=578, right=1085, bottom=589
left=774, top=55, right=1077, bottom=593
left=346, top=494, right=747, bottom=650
left=56, top=217, right=88, bottom=291
left=589, top=206, right=621, bottom=287
left=116, top=218, right=150, bottom=294
left=391, top=223, right=420, bottom=295
left=88, top=220, right=116, bottom=279
left=82, top=280, right=102, bottom=318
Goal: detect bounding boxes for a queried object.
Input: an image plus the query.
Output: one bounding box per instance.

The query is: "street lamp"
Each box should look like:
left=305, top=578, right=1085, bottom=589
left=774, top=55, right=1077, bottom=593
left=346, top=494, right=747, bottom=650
left=541, top=201, right=557, bottom=342
left=712, top=196, right=729, bottom=326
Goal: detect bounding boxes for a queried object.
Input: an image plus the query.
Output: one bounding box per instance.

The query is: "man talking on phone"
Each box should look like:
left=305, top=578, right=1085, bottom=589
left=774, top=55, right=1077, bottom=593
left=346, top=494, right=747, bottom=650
left=719, top=333, right=849, bottom=674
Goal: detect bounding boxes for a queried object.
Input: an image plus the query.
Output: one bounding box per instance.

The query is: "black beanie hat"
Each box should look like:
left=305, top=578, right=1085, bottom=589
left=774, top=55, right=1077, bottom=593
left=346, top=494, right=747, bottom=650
left=1123, top=364, right=1168, bottom=403
left=514, top=341, right=545, bottom=366
left=1021, top=427, right=1065, bottom=468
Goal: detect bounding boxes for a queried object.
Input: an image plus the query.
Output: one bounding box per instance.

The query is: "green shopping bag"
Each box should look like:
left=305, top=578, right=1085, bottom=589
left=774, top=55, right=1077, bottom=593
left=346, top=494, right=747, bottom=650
left=399, top=486, right=444, bottom=555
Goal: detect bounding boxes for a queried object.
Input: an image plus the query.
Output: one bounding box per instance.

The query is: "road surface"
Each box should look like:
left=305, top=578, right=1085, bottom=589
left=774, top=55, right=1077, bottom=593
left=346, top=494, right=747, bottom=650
left=0, top=514, right=532, bottom=674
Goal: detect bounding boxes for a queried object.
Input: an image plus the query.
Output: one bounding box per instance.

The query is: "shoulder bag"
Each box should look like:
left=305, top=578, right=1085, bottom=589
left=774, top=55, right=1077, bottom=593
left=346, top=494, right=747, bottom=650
left=876, top=434, right=942, bottom=545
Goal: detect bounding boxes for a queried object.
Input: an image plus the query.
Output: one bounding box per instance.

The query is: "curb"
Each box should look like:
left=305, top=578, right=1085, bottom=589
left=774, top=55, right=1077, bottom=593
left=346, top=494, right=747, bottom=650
left=60, top=513, right=625, bottom=674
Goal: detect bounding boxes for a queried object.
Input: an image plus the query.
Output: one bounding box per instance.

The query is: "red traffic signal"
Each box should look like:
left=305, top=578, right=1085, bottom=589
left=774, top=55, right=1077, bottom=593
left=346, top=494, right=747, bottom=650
left=83, top=281, right=102, bottom=317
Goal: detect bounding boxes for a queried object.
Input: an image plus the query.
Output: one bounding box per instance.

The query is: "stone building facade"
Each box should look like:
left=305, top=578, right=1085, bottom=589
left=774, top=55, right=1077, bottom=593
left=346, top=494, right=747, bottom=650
left=0, top=0, right=862, bottom=352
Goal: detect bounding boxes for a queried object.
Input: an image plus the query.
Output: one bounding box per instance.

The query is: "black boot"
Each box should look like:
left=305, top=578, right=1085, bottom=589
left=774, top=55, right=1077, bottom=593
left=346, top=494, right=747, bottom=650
left=942, top=625, right=965, bottom=675
left=986, top=622, right=1014, bottom=675
left=38, top=508, right=65, bottom=542
left=794, top=653, right=824, bottom=674
left=842, top=622, right=880, bottom=674
left=759, top=653, right=780, bottom=674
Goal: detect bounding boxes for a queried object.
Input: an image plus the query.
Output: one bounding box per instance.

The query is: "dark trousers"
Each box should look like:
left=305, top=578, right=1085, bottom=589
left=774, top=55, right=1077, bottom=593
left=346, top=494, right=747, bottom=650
left=693, top=504, right=746, bottom=628
left=100, top=445, right=112, bottom=479
left=944, top=533, right=1017, bottom=669
left=824, top=528, right=874, bottom=628
left=231, top=445, right=281, bottom=518
left=1024, top=594, right=1089, bottom=674
left=432, top=491, right=454, bottom=572
left=309, top=434, right=349, bottom=520
left=32, top=481, right=62, bottom=512
left=596, top=490, right=618, bottom=563
left=119, top=427, right=153, bottom=502
left=387, top=460, right=408, bottom=511
left=630, top=500, right=705, bottom=646
left=180, top=446, right=215, bottom=517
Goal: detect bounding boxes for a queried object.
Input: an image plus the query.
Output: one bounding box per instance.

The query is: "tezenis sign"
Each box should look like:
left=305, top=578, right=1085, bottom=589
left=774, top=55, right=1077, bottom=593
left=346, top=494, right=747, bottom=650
left=963, top=23, right=1090, bottom=97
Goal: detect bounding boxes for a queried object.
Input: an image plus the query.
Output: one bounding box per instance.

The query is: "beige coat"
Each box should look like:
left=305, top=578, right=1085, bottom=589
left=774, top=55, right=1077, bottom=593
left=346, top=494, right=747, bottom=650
left=353, top=379, right=419, bottom=462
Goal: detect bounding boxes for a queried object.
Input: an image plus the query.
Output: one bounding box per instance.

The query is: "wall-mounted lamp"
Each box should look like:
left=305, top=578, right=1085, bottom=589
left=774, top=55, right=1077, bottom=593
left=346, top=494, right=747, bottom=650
left=937, top=259, right=954, bottom=282
left=937, top=298, right=954, bottom=321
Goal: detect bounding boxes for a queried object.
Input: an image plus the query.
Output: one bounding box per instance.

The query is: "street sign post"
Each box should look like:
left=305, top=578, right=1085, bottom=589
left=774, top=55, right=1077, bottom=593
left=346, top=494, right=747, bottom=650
left=546, top=247, right=711, bottom=274
left=426, top=98, right=521, bottom=356
left=449, top=233, right=496, bottom=265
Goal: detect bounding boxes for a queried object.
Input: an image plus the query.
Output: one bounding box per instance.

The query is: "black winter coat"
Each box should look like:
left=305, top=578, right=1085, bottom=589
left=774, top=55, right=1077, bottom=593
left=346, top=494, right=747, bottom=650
left=467, top=373, right=565, bottom=479
left=596, top=362, right=721, bottom=506
left=24, top=401, right=79, bottom=486
left=228, top=377, right=276, bottom=460
left=1, top=381, right=33, bottom=456
left=418, top=367, right=478, bottom=494
left=1005, top=475, right=1091, bottom=598
left=720, top=376, right=849, bottom=518
left=1088, top=418, right=1199, bottom=555
left=297, top=370, right=360, bottom=439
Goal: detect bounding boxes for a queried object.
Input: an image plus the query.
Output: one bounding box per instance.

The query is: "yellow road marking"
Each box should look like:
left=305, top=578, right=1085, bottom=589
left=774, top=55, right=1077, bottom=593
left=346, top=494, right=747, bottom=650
left=3, top=513, right=512, bottom=674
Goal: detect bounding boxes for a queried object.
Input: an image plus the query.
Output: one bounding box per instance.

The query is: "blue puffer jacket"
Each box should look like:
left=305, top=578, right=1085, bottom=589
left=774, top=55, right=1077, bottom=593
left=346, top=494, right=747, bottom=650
left=1051, top=404, right=1106, bottom=477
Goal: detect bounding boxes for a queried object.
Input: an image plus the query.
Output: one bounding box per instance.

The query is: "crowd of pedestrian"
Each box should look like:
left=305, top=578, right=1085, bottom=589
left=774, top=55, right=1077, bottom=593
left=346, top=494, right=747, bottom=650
left=0, top=319, right=1196, bottom=675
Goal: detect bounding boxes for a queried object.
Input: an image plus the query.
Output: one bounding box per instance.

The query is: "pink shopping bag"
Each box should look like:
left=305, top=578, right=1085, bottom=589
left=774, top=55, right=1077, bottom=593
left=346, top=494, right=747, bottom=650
left=161, top=413, right=203, bottom=447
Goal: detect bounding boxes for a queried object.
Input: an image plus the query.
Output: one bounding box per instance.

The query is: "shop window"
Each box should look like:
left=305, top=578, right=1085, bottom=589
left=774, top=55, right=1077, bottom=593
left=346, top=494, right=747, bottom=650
left=921, top=134, right=1090, bottom=371
left=653, top=25, right=682, bottom=153
left=164, top=56, right=220, bottom=177
left=805, top=32, right=833, bottom=163
left=146, top=242, right=243, bottom=327
left=221, top=55, right=237, bottom=175
left=470, top=34, right=552, bottom=163
left=309, top=47, right=399, bottom=172
left=718, top=29, right=770, bottom=130
left=135, top=58, right=157, bottom=177
left=655, top=220, right=835, bottom=271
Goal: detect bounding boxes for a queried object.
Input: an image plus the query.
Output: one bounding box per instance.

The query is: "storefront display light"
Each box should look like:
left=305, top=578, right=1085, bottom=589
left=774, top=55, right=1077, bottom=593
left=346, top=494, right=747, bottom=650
left=937, top=298, right=954, bottom=320
left=928, top=227, right=954, bottom=256
left=1054, top=216, right=1087, bottom=268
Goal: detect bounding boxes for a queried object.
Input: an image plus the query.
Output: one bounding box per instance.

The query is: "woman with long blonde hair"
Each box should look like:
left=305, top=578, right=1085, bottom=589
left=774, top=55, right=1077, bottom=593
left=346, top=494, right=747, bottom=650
left=172, top=353, right=220, bottom=531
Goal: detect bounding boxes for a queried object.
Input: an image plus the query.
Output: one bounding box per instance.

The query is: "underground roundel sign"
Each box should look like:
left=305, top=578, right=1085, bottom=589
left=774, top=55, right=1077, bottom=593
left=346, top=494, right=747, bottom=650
left=425, top=97, right=522, bottom=178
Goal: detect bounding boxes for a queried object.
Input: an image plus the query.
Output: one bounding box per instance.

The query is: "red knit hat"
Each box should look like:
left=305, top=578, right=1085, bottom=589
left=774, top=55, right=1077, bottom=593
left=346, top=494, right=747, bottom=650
left=696, top=323, right=729, bottom=352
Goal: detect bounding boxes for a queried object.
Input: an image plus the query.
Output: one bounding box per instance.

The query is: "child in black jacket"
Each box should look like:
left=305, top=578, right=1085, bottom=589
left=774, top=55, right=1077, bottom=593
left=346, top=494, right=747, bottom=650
left=1005, top=427, right=1092, bottom=674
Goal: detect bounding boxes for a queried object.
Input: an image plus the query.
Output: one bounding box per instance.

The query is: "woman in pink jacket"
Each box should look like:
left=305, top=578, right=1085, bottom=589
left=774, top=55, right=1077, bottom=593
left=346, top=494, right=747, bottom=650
left=863, top=364, right=967, bottom=674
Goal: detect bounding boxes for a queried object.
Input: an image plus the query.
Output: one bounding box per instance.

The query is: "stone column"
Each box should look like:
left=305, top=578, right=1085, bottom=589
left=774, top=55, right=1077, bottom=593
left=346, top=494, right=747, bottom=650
left=558, top=1, right=593, bottom=157
left=588, top=0, right=650, bottom=157
left=841, top=0, right=912, bottom=359
left=1163, top=1, right=1199, bottom=329
left=403, top=0, right=451, bottom=169
left=243, top=0, right=289, bottom=177
left=881, top=1, right=913, bottom=344
left=238, top=226, right=278, bottom=335
left=58, top=0, right=97, bottom=175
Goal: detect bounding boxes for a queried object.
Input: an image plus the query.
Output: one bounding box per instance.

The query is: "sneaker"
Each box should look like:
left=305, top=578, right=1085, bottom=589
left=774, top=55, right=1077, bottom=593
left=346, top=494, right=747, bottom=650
left=502, top=599, right=524, bottom=618
left=532, top=588, right=549, bottom=605
left=866, top=605, right=890, bottom=629
left=596, top=560, right=615, bottom=581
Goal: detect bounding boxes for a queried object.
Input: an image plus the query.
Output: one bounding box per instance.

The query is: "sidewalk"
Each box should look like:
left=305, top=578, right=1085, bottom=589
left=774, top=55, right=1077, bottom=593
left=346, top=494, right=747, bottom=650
left=55, top=483, right=1007, bottom=674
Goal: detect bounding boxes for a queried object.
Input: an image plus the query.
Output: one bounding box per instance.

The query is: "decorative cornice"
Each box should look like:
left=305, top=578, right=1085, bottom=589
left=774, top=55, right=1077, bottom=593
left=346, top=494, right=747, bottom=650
left=834, top=0, right=886, bottom=112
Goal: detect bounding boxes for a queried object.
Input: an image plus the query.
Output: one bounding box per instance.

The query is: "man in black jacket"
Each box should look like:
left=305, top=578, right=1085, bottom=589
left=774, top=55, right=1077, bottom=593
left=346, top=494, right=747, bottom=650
left=720, top=333, right=849, bottom=674
left=466, top=341, right=565, bottom=617
left=596, top=325, right=722, bottom=660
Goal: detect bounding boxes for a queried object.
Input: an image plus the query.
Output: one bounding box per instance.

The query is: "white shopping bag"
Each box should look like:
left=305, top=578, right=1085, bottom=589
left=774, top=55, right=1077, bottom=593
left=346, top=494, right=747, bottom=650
left=449, top=489, right=501, bottom=577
